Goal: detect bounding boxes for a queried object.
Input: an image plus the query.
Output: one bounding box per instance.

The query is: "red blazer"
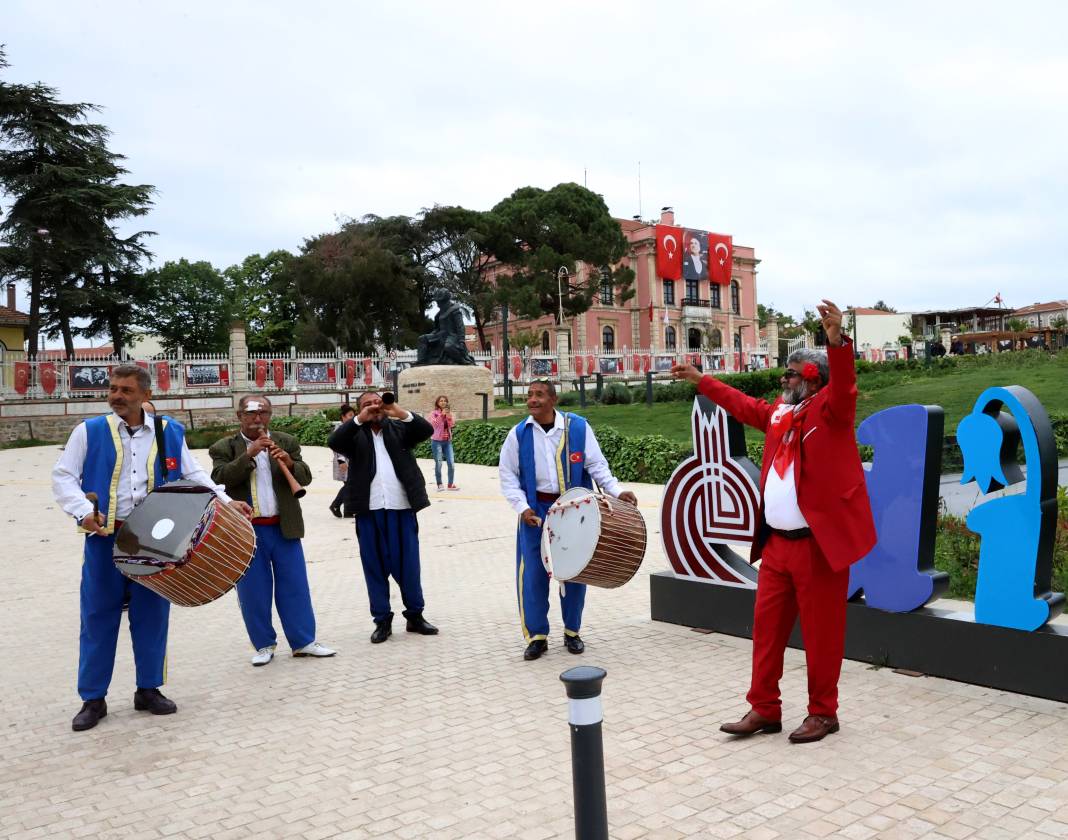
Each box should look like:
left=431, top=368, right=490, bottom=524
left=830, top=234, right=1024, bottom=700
left=696, top=339, right=876, bottom=572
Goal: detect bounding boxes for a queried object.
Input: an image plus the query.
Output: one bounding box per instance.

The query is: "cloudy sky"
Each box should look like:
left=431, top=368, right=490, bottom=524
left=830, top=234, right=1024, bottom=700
left=4, top=1, right=1067, bottom=321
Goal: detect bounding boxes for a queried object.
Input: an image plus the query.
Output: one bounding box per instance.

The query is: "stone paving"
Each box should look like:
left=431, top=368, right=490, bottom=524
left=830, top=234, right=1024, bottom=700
left=2, top=442, right=1068, bottom=840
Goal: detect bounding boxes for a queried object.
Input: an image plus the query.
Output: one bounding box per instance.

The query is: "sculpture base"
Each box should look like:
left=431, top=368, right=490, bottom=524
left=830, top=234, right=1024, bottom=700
left=650, top=571, right=1068, bottom=703
left=397, top=365, right=493, bottom=420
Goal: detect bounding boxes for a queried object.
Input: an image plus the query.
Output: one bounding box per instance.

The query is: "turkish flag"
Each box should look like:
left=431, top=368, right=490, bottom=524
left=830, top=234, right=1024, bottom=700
left=363, top=359, right=373, bottom=385
left=575, top=355, right=584, bottom=376
left=512, top=354, right=522, bottom=380
left=586, top=355, right=595, bottom=377
left=220, top=365, right=230, bottom=386
left=708, top=232, right=733, bottom=286
left=254, top=359, right=267, bottom=388
left=154, top=361, right=171, bottom=392
left=632, top=354, right=641, bottom=373
left=272, top=360, right=285, bottom=390
left=344, top=359, right=355, bottom=387
left=656, top=225, right=682, bottom=280
left=642, top=354, right=651, bottom=373
left=13, top=362, right=29, bottom=395
left=40, top=362, right=57, bottom=395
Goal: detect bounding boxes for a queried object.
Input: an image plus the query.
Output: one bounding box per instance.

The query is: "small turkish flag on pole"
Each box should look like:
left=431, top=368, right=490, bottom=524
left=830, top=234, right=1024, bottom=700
left=655, top=225, right=683, bottom=280
left=708, top=233, right=733, bottom=286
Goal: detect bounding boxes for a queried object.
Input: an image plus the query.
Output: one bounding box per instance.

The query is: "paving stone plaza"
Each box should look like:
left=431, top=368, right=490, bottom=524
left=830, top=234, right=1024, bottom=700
left=3, top=444, right=1068, bottom=840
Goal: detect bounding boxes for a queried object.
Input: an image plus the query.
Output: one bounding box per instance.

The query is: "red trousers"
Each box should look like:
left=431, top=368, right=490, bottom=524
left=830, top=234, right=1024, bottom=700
left=747, top=533, right=850, bottom=719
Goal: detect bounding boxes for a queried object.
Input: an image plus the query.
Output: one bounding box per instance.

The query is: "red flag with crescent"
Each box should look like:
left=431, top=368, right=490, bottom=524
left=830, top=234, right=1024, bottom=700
left=254, top=359, right=267, bottom=388
left=272, top=360, right=285, bottom=390
left=586, top=355, right=595, bottom=377
left=13, top=362, right=29, bottom=394
left=575, top=355, right=584, bottom=376
left=363, top=359, right=373, bottom=385
left=655, top=224, right=682, bottom=280
left=632, top=354, right=641, bottom=373
left=708, top=232, right=733, bottom=286
left=344, top=359, right=355, bottom=387
left=40, top=362, right=57, bottom=395
left=219, top=365, right=230, bottom=386
left=512, top=354, right=522, bottom=380
left=154, top=361, right=171, bottom=392
left=642, top=354, right=651, bottom=373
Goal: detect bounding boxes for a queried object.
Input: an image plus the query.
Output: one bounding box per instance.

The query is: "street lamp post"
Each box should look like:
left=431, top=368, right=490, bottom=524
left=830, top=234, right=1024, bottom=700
left=557, top=266, right=568, bottom=327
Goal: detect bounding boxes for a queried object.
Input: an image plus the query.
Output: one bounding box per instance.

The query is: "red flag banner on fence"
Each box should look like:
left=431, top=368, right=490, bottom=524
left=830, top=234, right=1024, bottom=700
left=219, top=365, right=230, bottom=386
left=254, top=359, right=267, bottom=388
left=586, top=355, right=595, bottom=377
left=154, top=361, right=171, bottom=392
left=40, top=362, right=57, bottom=395
left=344, top=359, right=355, bottom=387
left=272, top=359, right=285, bottom=390
left=575, top=355, right=584, bottom=376
left=708, top=232, right=733, bottom=286
left=643, top=354, right=651, bottom=373
left=13, top=362, right=29, bottom=395
left=655, top=224, right=683, bottom=279
left=512, top=355, right=522, bottom=380
left=632, top=354, right=641, bottom=373
left=363, top=359, right=373, bottom=385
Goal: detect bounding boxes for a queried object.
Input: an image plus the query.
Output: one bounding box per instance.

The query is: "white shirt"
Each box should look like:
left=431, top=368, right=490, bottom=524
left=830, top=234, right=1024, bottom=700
left=356, top=411, right=414, bottom=511
left=762, top=403, right=809, bottom=530
left=240, top=432, right=278, bottom=518
left=52, top=412, right=231, bottom=522
left=498, top=411, right=622, bottom=516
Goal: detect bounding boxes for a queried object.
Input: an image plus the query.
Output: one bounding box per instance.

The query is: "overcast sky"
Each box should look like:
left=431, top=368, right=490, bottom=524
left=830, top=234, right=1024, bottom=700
left=4, top=1, right=1067, bottom=323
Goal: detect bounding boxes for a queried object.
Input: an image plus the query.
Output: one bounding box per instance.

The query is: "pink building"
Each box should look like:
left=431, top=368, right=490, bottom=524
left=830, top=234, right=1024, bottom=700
left=481, top=209, right=761, bottom=372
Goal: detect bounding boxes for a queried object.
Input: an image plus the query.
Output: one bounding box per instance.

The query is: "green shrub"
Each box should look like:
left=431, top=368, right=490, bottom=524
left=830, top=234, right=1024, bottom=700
left=185, top=424, right=238, bottom=449
left=557, top=391, right=580, bottom=407
left=599, top=382, right=633, bottom=405
left=652, top=380, right=696, bottom=402
left=0, top=437, right=59, bottom=450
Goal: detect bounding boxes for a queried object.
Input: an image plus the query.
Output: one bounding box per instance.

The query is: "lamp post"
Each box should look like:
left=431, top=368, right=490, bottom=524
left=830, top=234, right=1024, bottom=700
left=557, top=266, right=568, bottom=327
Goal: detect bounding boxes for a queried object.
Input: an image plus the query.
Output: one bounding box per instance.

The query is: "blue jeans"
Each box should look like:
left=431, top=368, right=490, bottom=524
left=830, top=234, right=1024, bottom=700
left=431, top=439, right=455, bottom=486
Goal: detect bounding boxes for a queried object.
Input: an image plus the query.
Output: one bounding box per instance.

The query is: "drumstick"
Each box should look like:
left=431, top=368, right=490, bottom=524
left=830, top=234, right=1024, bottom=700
left=85, top=492, right=100, bottom=537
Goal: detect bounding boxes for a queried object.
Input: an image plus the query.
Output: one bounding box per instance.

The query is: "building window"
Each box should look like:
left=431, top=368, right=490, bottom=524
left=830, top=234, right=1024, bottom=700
left=685, top=278, right=699, bottom=303
left=688, top=328, right=702, bottom=350
left=541, top=330, right=550, bottom=352
left=665, top=326, right=677, bottom=350
left=600, top=267, right=613, bottom=305
left=731, top=280, right=740, bottom=314
left=709, top=328, right=722, bottom=349
left=711, top=285, right=721, bottom=309
left=602, top=325, right=615, bottom=352
left=663, top=280, right=675, bottom=305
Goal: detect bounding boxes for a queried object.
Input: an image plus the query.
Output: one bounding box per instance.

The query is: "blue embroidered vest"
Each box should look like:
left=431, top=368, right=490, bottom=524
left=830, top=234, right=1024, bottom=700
left=515, top=412, right=593, bottom=509
left=81, top=414, right=185, bottom=534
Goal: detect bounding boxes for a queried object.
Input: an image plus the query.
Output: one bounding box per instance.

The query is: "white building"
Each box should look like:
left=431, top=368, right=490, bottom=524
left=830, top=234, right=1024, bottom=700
left=849, top=307, right=914, bottom=361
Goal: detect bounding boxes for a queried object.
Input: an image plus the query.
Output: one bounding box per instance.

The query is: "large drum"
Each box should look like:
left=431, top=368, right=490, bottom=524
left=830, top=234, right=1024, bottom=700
left=113, top=481, right=256, bottom=607
left=540, top=487, right=647, bottom=588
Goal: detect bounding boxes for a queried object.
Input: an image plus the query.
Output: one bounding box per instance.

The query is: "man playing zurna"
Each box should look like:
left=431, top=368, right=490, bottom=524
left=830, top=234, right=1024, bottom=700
left=498, top=380, right=637, bottom=661
left=52, top=364, right=249, bottom=732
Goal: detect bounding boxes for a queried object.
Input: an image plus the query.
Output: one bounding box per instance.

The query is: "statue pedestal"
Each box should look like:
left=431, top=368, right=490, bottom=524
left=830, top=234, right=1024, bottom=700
left=397, top=365, right=494, bottom=420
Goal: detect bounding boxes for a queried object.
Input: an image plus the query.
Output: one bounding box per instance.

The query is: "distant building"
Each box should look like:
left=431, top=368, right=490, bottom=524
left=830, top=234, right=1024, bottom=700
left=1011, top=300, right=1068, bottom=329
left=0, top=285, right=28, bottom=352
left=848, top=307, right=914, bottom=361
left=911, top=306, right=1009, bottom=340
left=480, top=209, right=761, bottom=372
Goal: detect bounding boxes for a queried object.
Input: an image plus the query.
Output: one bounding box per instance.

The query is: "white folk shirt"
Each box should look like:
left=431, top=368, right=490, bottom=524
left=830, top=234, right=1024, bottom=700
left=52, top=412, right=231, bottom=522
left=240, top=432, right=278, bottom=518
left=762, top=403, right=810, bottom=531
left=356, top=411, right=415, bottom=510
left=498, top=411, right=622, bottom=516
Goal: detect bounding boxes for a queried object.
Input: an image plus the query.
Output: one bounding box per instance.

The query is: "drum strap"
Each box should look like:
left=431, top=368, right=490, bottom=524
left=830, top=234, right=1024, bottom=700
left=154, top=415, right=169, bottom=486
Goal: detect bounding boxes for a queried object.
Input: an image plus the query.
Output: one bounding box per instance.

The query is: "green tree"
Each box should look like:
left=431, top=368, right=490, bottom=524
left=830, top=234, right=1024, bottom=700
left=285, top=225, right=424, bottom=352
left=136, top=259, right=233, bottom=353
left=872, top=300, right=897, bottom=312
left=226, top=250, right=298, bottom=351
left=1006, top=317, right=1029, bottom=334
left=486, top=183, right=635, bottom=323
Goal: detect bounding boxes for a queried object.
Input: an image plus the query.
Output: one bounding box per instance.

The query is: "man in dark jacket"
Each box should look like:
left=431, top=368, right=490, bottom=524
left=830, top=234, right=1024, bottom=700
left=210, top=395, right=335, bottom=666
left=327, top=390, right=439, bottom=643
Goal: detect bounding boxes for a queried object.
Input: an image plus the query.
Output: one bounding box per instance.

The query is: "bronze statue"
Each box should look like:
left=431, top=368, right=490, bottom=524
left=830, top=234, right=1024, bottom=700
left=415, top=289, right=476, bottom=366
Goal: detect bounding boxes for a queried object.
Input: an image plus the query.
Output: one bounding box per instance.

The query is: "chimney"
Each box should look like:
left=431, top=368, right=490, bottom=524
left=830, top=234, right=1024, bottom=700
left=660, top=206, right=675, bottom=226
left=6, top=283, right=14, bottom=311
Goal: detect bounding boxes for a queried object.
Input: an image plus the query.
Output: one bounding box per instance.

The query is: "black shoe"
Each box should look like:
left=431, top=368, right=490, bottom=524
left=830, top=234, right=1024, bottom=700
left=564, top=634, right=585, bottom=654
left=329, top=503, right=343, bottom=518
left=72, top=699, right=107, bottom=731
left=371, top=620, right=393, bottom=644
left=524, top=639, right=549, bottom=661
left=133, top=688, right=177, bottom=715
left=405, top=614, right=439, bottom=635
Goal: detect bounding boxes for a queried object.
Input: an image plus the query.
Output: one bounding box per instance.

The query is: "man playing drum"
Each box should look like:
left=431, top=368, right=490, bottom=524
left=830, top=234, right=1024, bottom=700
left=499, top=380, right=637, bottom=661
left=210, top=395, right=336, bottom=666
left=52, top=364, right=250, bottom=732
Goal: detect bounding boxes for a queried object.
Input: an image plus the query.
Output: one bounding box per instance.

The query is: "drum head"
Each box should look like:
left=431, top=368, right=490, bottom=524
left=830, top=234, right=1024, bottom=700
left=114, top=487, right=213, bottom=575
left=542, top=487, right=602, bottom=581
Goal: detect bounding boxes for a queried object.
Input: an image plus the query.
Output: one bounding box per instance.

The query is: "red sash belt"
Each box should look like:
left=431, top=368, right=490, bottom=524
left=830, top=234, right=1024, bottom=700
left=251, top=516, right=280, bottom=526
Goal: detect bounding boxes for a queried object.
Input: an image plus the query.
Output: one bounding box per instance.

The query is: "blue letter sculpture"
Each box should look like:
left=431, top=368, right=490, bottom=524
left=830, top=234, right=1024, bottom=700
left=958, top=386, right=1065, bottom=631
left=848, top=404, right=949, bottom=612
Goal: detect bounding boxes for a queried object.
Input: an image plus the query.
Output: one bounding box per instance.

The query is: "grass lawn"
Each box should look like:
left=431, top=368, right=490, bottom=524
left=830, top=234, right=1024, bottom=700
left=474, top=357, right=1068, bottom=446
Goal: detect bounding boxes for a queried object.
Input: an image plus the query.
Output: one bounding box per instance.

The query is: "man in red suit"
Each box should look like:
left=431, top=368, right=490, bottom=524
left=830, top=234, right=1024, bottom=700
left=672, top=300, right=875, bottom=743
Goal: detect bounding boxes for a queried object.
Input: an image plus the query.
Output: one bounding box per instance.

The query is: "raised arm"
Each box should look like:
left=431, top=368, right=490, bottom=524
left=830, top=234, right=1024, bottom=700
left=671, top=364, right=775, bottom=433
left=817, top=299, right=858, bottom=427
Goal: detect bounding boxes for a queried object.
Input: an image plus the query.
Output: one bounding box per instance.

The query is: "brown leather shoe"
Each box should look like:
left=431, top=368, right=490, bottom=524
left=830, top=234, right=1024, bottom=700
left=788, top=715, right=839, bottom=743
left=719, top=710, right=782, bottom=736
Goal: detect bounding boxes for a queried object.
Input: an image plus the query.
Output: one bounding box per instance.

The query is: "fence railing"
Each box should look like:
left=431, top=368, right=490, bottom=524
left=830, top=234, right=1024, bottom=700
left=0, top=344, right=776, bottom=401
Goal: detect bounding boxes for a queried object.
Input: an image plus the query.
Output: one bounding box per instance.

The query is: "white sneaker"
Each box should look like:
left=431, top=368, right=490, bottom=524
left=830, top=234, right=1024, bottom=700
left=250, top=645, right=276, bottom=666
left=293, top=641, right=336, bottom=658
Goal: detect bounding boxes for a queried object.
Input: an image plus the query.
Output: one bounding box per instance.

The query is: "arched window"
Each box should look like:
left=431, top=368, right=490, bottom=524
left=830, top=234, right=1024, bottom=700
left=709, top=328, right=722, bottom=349
left=541, top=330, right=550, bottom=352
left=602, top=325, right=615, bottom=352
left=688, top=328, right=702, bottom=350
left=599, top=266, right=613, bottom=305
left=665, top=326, right=677, bottom=350
left=731, top=280, right=740, bottom=314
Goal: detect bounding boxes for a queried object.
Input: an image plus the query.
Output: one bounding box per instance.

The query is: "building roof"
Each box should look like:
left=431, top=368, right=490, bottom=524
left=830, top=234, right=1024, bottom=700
left=1011, top=300, right=1068, bottom=316
left=911, top=306, right=1007, bottom=317
left=0, top=304, right=29, bottom=327
left=851, top=307, right=905, bottom=316
left=37, top=345, right=116, bottom=360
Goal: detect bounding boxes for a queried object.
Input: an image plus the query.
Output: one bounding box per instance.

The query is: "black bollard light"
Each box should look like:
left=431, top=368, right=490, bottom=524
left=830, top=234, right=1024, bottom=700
left=594, top=372, right=603, bottom=401
left=579, top=377, right=587, bottom=408
left=645, top=371, right=653, bottom=406
left=560, top=666, right=608, bottom=840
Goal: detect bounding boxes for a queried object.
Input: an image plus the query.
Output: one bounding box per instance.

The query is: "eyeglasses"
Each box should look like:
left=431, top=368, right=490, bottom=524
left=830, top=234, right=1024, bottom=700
left=781, top=370, right=803, bottom=380
left=241, top=410, right=271, bottom=417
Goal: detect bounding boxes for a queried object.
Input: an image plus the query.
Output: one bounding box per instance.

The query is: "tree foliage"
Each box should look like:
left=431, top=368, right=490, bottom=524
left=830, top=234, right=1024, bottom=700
left=225, top=250, right=298, bottom=352
left=136, top=259, right=232, bottom=353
